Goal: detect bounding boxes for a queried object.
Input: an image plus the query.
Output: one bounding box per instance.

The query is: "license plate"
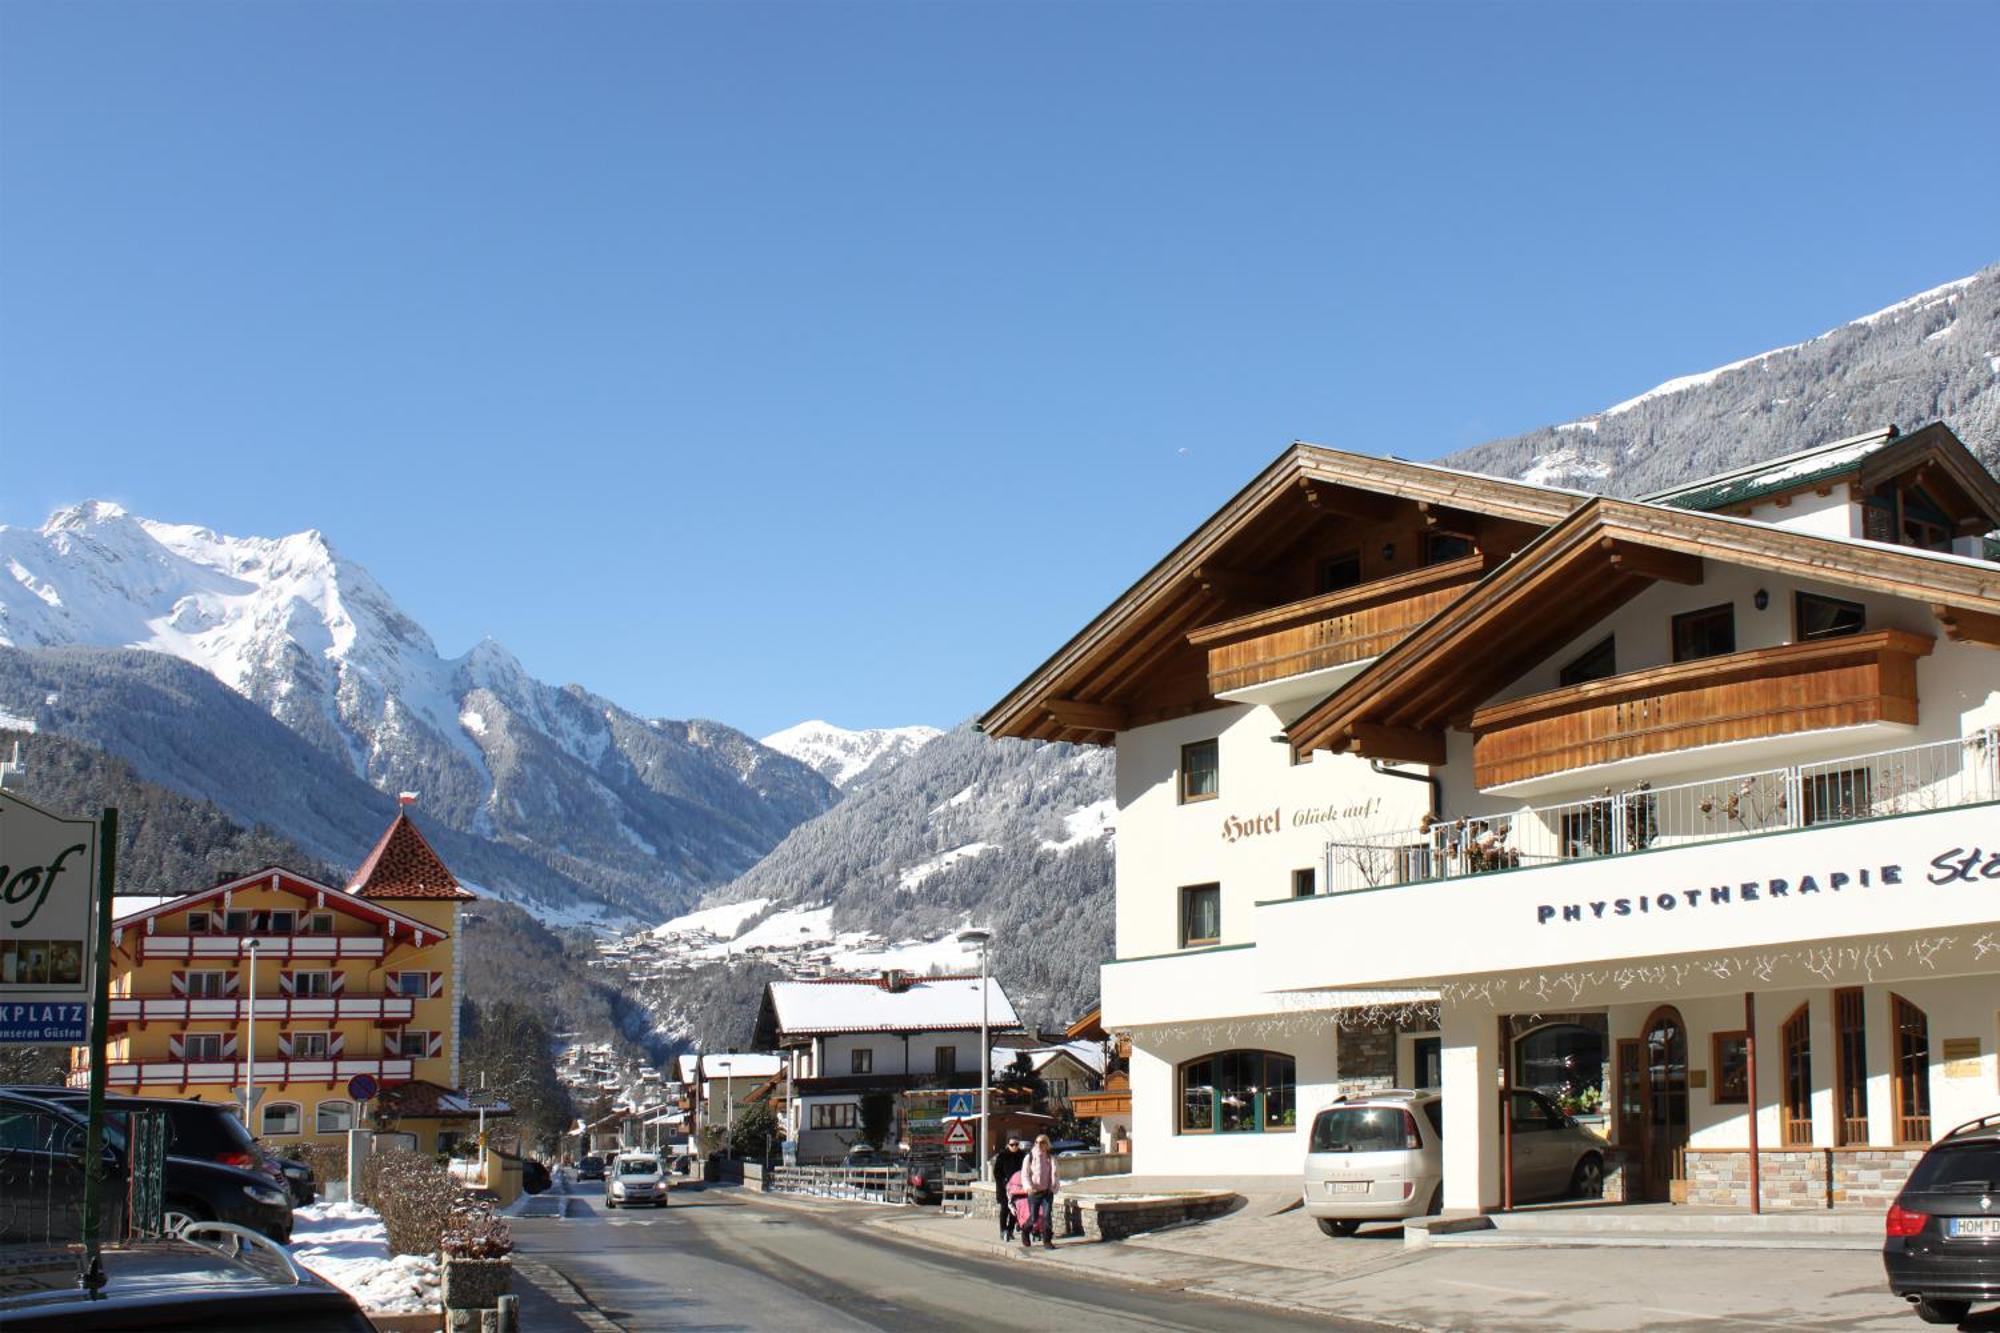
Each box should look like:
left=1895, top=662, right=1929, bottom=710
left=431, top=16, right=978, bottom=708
left=1327, top=1180, right=1369, bottom=1196
left=1949, top=1217, right=2000, bottom=1237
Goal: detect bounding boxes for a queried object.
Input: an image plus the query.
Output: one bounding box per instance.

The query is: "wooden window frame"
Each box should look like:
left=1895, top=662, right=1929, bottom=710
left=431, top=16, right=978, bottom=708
left=1833, top=987, right=1867, bottom=1146
left=1422, top=531, right=1475, bottom=567
left=933, top=1045, right=958, bottom=1077
left=1179, top=738, right=1220, bottom=804
left=267, top=910, right=297, bottom=935
left=1558, top=635, right=1617, bottom=688
left=1794, top=591, right=1865, bottom=642
left=292, top=970, right=333, bottom=998
left=305, top=912, right=335, bottom=936
left=1890, top=994, right=1932, bottom=1145
left=849, top=1048, right=873, bottom=1075
left=809, top=1102, right=859, bottom=1131
left=1671, top=603, right=1736, bottom=664
left=1179, top=883, right=1221, bottom=948
left=1710, top=1030, right=1749, bottom=1105
left=186, top=911, right=212, bottom=934
left=292, top=1030, right=332, bottom=1060
left=1780, top=1004, right=1813, bottom=1147
left=1316, top=550, right=1362, bottom=595
left=183, top=1032, right=225, bottom=1062
left=185, top=970, right=229, bottom=999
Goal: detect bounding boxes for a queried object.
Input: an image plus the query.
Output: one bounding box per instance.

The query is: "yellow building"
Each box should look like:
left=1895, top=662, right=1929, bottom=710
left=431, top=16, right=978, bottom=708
left=70, top=804, right=480, bottom=1152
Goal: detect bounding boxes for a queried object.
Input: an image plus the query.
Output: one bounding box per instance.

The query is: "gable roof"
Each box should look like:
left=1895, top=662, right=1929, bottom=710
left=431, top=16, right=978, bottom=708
left=348, top=810, right=476, bottom=901
left=756, top=975, right=1023, bottom=1040
left=109, top=866, right=453, bottom=942
left=1286, top=495, right=2000, bottom=758
left=698, top=1052, right=784, bottom=1081
left=978, top=443, right=1585, bottom=743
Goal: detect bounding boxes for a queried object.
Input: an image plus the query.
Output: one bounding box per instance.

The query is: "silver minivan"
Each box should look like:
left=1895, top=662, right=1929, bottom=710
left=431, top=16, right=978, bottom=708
left=1303, top=1088, right=1604, bottom=1236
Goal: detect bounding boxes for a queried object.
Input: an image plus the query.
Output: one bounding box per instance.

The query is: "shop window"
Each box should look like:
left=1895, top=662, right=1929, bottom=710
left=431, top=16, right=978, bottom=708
left=1671, top=604, right=1736, bottom=663
left=1423, top=532, right=1474, bottom=566
left=262, top=1102, right=301, bottom=1136
left=1833, top=988, right=1867, bottom=1146
left=1291, top=868, right=1316, bottom=899
left=316, top=1101, right=354, bottom=1134
left=1801, top=767, right=1872, bottom=825
left=1179, top=739, right=1219, bottom=804
left=1891, top=995, right=1931, bottom=1144
left=1780, top=1005, right=1813, bottom=1146
left=1316, top=551, right=1362, bottom=595
left=1558, top=636, right=1617, bottom=688
left=1179, top=884, right=1221, bottom=947
left=850, top=1048, right=873, bottom=1075
left=1513, top=1018, right=1607, bottom=1115
left=1176, top=1051, right=1296, bottom=1134
left=1795, top=592, right=1865, bottom=642
left=809, top=1102, right=858, bottom=1130
left=933, top=1046, right=958, bottom=1077
left=1710, top=1031, right=1749, bottom=1105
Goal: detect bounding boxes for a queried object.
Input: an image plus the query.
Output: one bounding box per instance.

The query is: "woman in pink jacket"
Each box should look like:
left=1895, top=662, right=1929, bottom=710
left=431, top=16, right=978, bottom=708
left=1018, top=1133, right=1059, bottom=1249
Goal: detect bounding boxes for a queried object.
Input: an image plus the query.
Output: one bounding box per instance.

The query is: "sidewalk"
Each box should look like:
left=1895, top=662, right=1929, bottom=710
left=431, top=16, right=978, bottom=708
left=865, top=1199, right=1918, bottom=1330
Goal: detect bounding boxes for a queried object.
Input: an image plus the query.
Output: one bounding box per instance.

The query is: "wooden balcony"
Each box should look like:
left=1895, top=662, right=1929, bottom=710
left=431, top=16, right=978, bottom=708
left=135, top=934, right=388, bottom=962
left=71, top=1056, right=416, bottom=1090
left=1190, top=555, right=1488, bottom=697
left=108, top=995, right=416, bottom=1025
left=1470, top=630, right=1934, bottom=790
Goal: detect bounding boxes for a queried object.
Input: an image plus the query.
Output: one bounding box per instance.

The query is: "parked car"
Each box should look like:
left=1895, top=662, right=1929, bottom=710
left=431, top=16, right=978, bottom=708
left=1883, top=1112, right=2000, bottom=1324
left=1302, top=1088, right=1604, bottom=1236
left=0, top=1226, right=374, bottom=1331
left=576, top=1154, right=607, bottom=1181
left=606, top=1153, right=668, bottom=1208
left=0, top=1090, right=294, bottom=1245
left=34, top=1088, right=313, bottom=1218
left=265, top=1152, right=318, bottom=1208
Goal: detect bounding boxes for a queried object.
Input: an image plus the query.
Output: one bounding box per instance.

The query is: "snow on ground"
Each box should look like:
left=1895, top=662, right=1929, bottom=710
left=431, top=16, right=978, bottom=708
left=1040, top=798, right=1116, bottom=853
left=652, top=897, right=770, bottom=939
left=0, top=709, right=36, bottom=732
left=288, top=1200, right=440, bottom=1315
left=699, top=902, right=837, bottom=956
left=897, top=842, right=996, bottom=892
left=1518, top=446, right=1614, bottom=488
left=832, top=929, right=981, bottom=973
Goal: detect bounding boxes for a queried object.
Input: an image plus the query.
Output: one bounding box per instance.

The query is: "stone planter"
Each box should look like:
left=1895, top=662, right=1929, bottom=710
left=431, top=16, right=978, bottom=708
left=441, top=1255, right=512, bottom=1312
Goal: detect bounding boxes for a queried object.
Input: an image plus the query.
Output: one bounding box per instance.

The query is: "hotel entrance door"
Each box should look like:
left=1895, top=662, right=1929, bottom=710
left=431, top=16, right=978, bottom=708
left=1616, top=1008, right=1690, bottom=1201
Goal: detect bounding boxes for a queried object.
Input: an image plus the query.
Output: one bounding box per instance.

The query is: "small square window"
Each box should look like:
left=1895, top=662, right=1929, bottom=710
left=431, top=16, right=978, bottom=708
left=1291, top=868, right=1315, bottom=899
left=268, top=910, right=296, bottom=934
left=1671, top=604, right=1736, bottom=663
left=262, top=1102, right=301, bottom=1136
left=1795, top=592, right=1865, bottom=641
left=1558, top=635, right=1617, bottom=687
left=224, top=911, right=250, bottom=935
left=1180, top=884, right=1221, bottom=947
left=317, top=1101, right=354, bottom=1134
left=1316, top=551, right=1362, bottom=595
left=305, top=913, right=335, bottom=936
left=933, top=1046, right=958, bottom=1076
left=186, top=911, right=212, bottom=934
left=1179, top=739, right=1219, bottom=804
left=184, top=1033, right=224, bottom=1062
left=850, top=1048, right=873, bottom=1075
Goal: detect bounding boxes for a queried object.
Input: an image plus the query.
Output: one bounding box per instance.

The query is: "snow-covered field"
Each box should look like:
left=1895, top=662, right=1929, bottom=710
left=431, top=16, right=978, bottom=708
left=288, top=1200, right=440, bottom=1314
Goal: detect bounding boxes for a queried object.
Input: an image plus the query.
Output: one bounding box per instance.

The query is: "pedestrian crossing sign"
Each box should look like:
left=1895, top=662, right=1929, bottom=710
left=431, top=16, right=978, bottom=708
left=947, top=1091, right=975, bottom=1117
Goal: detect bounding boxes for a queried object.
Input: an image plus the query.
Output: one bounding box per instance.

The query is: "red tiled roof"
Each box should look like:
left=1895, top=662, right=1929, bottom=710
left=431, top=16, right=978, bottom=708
left=348, top=811, right=476, bottom=901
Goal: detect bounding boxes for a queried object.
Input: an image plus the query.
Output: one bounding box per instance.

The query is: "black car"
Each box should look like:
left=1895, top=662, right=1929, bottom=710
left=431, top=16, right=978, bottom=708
left=34, top=1088, right=314, bottom=1207
left=1884, top=1112, right=2000, bottom=1324
left=0, top=1090, right=294, bottom=1245
left=576, top=1154, right=607, bottom=1180
left=0, top=1229, right=374, bottom=1331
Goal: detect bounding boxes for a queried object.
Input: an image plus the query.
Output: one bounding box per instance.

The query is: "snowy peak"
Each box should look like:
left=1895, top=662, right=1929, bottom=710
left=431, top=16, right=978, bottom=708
left=760, top=719, right=942, bottom=790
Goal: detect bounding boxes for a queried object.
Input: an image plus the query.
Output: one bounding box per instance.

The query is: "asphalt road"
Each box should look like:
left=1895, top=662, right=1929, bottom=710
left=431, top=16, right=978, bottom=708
left=511, top=1177, right=1382, bottom=1331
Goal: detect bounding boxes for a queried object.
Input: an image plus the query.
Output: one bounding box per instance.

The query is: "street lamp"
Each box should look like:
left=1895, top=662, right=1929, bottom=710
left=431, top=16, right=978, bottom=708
left=715, top=1058, right=734, bottom=1154
left=957, top=927, right=993, bottom=1179
left=243, top=938, right=260, bottom=1129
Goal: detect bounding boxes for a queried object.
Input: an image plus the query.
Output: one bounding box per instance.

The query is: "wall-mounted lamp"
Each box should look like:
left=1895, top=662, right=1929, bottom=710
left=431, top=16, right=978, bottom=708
left=1380, top=542, right=1396, bottom=563
left=1753, top=589, right=1770, bottom=611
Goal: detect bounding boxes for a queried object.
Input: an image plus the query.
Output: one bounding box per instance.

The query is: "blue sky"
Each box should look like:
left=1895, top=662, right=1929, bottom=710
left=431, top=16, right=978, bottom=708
left=2, top=1, right=1995, bottom=737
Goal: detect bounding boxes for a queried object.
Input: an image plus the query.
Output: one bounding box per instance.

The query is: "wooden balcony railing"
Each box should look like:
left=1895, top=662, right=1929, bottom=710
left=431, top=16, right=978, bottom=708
left=1191, top=555, right=1489, bottom=695
left=1469, top=630, right=1934, bottom=790
left=69, top=1055, right=416, bottom=1089
left=136, top=934, right=388, bottom=962
left=108, top=995, right=416, bottom=1025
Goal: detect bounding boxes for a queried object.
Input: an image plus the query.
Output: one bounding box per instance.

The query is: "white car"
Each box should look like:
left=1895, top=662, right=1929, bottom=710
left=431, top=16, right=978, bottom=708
left=605, top=1154, right=668, bottom=1209
left=1302, top=1088, right=1604, bottom=1235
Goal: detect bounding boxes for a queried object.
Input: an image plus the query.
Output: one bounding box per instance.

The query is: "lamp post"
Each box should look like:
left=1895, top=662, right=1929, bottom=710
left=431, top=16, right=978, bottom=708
left=716, top=1058, right=734, bottom=1153
left=243, top=938, right=260, bottom=1128
left=957, top=927, right=993, bottom=1178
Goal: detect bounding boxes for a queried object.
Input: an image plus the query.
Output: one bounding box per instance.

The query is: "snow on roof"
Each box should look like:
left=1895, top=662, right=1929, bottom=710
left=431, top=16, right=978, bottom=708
left=1644, top=426, right=1896, bottom=511
left=675, top=1054, right=699, bottom=1083
left=701, top=1052, right=784, bottom=1080
left=992, top=1040, right=1107, bottom=1078
left=766, top=976, right=1021, bottom=1036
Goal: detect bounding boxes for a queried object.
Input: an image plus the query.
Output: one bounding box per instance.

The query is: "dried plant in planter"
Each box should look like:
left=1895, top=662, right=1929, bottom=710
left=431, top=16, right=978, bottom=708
left=441, top=1199, right=514, bottom=1261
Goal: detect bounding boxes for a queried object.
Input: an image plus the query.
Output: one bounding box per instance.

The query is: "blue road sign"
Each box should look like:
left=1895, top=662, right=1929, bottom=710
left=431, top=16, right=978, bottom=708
left=946, top=1091, right=975, bottom=1117
left=0, top=1002, right=86, bottom=1043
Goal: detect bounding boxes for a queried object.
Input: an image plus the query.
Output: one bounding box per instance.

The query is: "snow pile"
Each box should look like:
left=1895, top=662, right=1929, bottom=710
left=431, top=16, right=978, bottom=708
left=288, top=1199, right=440, bottom=1314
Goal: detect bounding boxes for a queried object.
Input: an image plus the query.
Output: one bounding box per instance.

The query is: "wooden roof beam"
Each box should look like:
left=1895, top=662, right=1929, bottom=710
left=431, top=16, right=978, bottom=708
left=1600, top=538, right=1703, bottom=585
left=1188, top=563, right=1269, bottom=607
left=1346, top=723, right=1446, bottom=766
left=1417, top=501, right=1479, bottom=532
left=1307, top=483, right=1399, bottom=523
left=1044, top=699, right=1129, bottom=733
left=1933, top=604, right=2000, bottom=650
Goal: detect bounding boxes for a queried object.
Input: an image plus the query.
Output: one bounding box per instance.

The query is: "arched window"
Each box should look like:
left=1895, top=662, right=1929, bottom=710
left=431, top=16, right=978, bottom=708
left=1780, top=1005, right=1812, bottom=1146
left=1176, top=1052, right=1296, bottom=1134
left=1891, top=995, right=1931, bottom=1144
left=316, top=1100, right=354, bottom=1135
left=262, top=1102, right=301, bottom=1136
left=1513, top=1018, right=1608, bottom=1115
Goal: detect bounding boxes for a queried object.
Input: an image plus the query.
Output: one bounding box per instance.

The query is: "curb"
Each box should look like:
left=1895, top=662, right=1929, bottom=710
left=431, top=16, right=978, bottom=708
left=512, top=1257, right=624, bottom=1332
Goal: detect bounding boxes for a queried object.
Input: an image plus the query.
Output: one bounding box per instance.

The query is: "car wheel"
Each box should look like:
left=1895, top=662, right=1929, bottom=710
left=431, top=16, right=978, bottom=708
left=162, top=1198, right=211, bottom=1236
left=1317, top=1218, right=1361, bottom=1237
left=1569, top=1154, right=1605, bottom=1200
left=1913, top=1298, right=1970, bottom=1324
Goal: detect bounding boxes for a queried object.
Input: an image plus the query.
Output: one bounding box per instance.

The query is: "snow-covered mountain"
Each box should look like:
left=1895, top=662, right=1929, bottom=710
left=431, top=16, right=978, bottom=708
left=1444, top=264, right=2000, bottom=492
left=760, top=719, right=942, bottom=790
left=0, top=504, right=836, bottom=922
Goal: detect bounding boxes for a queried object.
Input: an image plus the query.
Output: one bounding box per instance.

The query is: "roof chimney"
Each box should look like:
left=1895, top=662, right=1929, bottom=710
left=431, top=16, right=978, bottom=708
left=881, top=969, right=909, bottom=993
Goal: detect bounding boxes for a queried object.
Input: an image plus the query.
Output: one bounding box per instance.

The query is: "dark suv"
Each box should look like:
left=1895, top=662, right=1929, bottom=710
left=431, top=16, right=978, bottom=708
left=0, top=1090, right=293, bottom=1244
left=1884, top=1112, right=2000, bottom=1324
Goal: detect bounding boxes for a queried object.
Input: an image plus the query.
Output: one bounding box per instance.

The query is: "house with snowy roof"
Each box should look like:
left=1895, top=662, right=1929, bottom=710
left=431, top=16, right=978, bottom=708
left=752, top=970, right=1022, bottom=1163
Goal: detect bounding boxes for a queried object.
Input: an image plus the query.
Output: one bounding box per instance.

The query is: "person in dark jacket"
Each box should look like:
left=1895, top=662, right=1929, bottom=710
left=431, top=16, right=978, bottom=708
left=992, top=1136, right=1026, bottom=1240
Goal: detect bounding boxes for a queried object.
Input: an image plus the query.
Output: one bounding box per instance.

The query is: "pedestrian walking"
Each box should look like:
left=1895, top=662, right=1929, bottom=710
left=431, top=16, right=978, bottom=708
left=993, top=1136, right=1026, bottom=1241
left=1019, top=1133, right=1059, bottom=1249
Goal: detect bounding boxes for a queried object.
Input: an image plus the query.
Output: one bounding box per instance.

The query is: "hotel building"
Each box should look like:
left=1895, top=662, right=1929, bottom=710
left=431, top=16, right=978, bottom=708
left=982, top=422, right=2000, bottom=1210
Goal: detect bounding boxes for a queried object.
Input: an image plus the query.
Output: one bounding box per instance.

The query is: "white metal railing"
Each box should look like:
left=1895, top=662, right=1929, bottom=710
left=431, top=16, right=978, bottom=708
left=1322, top=729, right=1999, bottom=896
left=768, top=1164, right=910, bottom=1205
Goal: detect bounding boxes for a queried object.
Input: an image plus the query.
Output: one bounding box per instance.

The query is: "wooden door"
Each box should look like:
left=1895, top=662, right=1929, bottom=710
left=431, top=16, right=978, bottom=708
left=1615, top=1038, right=1650, bottom=1197
left=1641, top=1007, right=1690, bottom=1201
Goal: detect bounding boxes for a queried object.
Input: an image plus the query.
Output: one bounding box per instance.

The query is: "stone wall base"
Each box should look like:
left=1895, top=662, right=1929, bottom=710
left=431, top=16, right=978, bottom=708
left=1683, top=1148, right=1925, bottom=1210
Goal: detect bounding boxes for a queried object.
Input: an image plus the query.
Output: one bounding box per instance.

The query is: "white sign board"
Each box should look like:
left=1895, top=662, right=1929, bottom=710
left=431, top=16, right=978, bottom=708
left=0, top=791, right=99, bottom=1045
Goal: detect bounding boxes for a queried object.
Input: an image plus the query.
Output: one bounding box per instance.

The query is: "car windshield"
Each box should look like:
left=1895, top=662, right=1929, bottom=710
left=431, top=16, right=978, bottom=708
left=1905, top=1142, right=2000, bottom=1193
left=1310, top=1106, right=1419, bottom=1154
left=619, top=1160, right=658, bottom=1176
